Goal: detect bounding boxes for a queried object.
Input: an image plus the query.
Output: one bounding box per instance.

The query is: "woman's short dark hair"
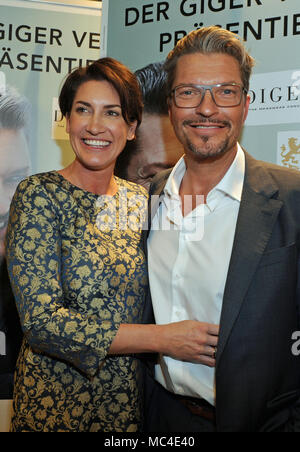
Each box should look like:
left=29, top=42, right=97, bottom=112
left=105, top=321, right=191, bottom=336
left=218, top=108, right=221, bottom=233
left=59, top=57, right=143, bottom=127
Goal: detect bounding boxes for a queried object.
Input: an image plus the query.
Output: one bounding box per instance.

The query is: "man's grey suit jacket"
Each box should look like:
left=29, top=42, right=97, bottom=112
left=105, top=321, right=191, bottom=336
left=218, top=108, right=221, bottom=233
left=142, top=151, right=300, bottom=432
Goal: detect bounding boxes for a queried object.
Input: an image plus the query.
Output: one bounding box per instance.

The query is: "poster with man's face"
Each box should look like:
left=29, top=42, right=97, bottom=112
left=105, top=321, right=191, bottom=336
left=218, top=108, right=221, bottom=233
left=0, top=80, right=32, bottom=399
left=115, top=61, right=184, bottom=190
left=0, top=117, right=31, bottom=259
left=103, top=0, right=300, bottom=173
left=0, top=0, right=102, bottom=402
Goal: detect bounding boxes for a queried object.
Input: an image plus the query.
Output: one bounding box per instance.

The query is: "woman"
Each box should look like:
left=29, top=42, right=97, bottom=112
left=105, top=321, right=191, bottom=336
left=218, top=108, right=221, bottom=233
left=6, top=58, right=218, bottom=432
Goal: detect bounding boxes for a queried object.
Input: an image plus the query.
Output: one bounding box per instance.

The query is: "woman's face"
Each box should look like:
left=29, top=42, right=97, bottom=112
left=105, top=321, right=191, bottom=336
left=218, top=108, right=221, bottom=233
left=66, top=79, right=137, bottom=173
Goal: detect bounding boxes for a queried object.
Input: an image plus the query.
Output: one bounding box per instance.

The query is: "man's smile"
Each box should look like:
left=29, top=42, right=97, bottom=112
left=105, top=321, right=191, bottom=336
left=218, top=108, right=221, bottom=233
left=183, top=119, right=229, bottom=129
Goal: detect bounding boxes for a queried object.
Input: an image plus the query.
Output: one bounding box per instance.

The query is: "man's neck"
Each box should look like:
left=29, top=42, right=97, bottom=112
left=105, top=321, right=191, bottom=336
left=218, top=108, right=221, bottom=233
left=180, top=148, right=237, bottom=197
left=179, top=147, right=238, bottom=214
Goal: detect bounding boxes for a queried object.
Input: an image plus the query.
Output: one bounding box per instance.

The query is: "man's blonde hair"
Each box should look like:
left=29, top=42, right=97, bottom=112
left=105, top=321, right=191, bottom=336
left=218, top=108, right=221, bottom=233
left=165, top=26, right=255, bottom=93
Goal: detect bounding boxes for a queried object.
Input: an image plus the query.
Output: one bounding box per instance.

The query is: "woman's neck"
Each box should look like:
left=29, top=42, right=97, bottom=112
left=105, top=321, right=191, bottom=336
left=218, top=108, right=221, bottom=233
left=58, top=160, right=118, bottom=196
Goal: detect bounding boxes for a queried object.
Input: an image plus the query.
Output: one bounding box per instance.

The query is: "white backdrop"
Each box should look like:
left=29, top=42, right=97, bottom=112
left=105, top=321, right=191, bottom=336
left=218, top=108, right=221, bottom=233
left=101, top=0, right=300, bottom=171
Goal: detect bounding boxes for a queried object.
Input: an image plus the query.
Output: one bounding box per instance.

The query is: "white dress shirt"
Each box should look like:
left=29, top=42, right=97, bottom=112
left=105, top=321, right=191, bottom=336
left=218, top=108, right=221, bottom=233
left=147, top=145, right=245, bottom=405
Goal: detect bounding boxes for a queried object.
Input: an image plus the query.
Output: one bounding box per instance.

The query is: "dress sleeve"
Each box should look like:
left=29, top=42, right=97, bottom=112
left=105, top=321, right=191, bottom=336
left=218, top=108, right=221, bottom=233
left=5, top=177, right=120, bottom=378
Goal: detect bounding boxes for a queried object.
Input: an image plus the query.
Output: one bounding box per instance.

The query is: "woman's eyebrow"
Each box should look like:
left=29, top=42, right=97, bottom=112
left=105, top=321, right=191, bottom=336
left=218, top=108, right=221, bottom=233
left=75, top=100, right=122, bottom=109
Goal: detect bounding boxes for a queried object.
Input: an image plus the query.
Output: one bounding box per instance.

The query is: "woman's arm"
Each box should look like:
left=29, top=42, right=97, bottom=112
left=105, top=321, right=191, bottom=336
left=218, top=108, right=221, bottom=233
left=109, top=321, right=219, bottom=367
left=6, top=176, right=121, bottom=377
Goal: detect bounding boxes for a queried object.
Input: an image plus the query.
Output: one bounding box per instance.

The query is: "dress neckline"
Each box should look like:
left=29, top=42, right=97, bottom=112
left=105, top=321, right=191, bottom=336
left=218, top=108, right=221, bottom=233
left=53, top=170, right=120, bottom=198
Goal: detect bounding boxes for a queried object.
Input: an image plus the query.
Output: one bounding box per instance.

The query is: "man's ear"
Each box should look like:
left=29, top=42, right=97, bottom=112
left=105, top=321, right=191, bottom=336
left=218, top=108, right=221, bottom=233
left=168, top=97, right=174, bottom=124
left=243, top=94, right=251, bottom=124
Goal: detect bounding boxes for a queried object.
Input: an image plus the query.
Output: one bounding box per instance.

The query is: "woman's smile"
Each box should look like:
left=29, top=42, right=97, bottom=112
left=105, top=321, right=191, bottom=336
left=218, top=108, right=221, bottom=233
left=81, top=138, right=112, bottom=150
left=66, top=79, right=137, bottom=172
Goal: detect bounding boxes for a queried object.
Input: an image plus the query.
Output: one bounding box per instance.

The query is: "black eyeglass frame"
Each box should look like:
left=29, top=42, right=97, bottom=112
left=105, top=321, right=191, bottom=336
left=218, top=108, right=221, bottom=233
left=170, top=83, right=248, bottom=108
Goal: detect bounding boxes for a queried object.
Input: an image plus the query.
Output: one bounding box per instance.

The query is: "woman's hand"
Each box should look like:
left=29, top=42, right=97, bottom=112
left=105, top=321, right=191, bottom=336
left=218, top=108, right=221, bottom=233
left=109, top=320, right=219, bottom=367
left=157, top=320, right=219, bottom=367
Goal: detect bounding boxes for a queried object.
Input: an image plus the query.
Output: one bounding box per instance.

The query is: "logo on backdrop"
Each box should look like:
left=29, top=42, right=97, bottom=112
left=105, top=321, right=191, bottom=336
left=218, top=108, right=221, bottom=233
left=277, top=131, right=300, bottom=171
left=246, top=69, right=300, bottom=126
left=52, top=97, right=68, bottom=141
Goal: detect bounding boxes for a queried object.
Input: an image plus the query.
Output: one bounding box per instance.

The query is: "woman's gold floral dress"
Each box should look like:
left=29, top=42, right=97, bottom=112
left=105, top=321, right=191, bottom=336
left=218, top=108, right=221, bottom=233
left=6, top=172, right=148, bottom=432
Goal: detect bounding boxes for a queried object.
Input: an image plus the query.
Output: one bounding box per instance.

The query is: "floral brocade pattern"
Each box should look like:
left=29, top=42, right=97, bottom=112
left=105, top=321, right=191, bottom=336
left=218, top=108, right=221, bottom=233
left=6, top=172, right=148, bottom=432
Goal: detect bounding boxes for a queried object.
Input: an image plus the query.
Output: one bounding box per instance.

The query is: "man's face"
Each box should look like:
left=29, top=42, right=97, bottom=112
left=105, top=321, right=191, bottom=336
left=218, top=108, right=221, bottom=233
left=126, top=113, right=183, bottom=190
left=0, top=129, right=31, bottom=259
left=168, top=52, right=250, bottom=161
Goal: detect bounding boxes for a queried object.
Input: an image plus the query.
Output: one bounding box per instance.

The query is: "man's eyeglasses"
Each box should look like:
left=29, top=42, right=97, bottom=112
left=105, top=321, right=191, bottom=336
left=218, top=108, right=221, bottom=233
left=171, top=83, right=248, bottom=108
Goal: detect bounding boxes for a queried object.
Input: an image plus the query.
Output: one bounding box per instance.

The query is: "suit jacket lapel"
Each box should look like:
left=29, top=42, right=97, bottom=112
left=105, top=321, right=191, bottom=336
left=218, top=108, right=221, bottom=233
left=216, top=153, right=283, bottom=363
left=142, top=169, right=172, bottom=250
left=141, top=170, right=171, bottom=324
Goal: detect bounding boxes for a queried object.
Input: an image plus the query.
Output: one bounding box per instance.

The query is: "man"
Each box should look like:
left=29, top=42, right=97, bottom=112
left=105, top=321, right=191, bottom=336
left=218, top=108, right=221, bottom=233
left=144, top=26, right=300, bottom=432
left=0, top=85, right=31, bottom=261
left=115, top=62, right=183, bottom=190
left=0, top=84, right=31, bottom=398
